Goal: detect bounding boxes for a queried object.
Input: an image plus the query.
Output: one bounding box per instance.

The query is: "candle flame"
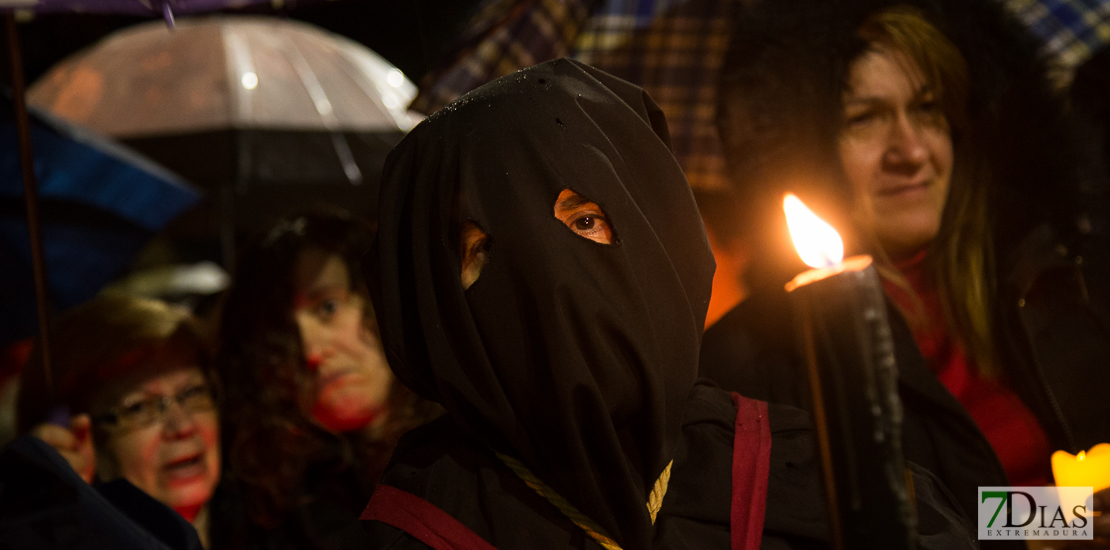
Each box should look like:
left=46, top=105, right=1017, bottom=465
left=784, top=194, right=844, bottom=268
left=1078, top=451, right=1086, bottom=461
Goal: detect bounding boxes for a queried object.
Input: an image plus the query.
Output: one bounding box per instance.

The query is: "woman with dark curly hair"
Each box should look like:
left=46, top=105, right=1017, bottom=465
left=211, top=209, right=439, bottom=549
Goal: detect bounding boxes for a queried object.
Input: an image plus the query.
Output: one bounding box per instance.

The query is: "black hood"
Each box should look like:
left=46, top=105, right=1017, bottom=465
left=370, top=58, right=715, bottom=550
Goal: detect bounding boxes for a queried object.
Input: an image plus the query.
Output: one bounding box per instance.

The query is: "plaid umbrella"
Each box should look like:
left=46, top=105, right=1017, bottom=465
left=413, top=0, right=1110, bottom=191
left=1007, top=0, right=1110, bottom=84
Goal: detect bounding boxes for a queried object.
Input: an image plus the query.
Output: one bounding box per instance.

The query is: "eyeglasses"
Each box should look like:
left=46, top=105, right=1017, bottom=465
left=92, top=383, right=216, bottom=430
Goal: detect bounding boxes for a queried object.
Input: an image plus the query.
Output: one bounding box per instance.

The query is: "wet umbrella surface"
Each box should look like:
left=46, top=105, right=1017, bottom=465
left=0, top=96, right=198, bottom=345
left=29, top=16, right=421, bottom=259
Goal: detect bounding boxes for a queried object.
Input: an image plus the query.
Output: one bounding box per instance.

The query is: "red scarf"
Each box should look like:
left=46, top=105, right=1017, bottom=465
left=882, top=252, right=1051, bottom=486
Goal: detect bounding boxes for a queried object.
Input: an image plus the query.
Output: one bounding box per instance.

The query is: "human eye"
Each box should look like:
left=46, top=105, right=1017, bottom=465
left=118, top=396, right=147, bottom=416
left=317, top=299, right=341, bottom=318
left=845, top=108, right=876, bottom=127
left=310, top=289, right=350, bottom=321
left=914, top=99, right=948, bottom=128
left=459, top=221, right=490, bottom=290
left=567, top=211, right=613, bottom=244
left=913, top=97, right=941, bottom=117
left=178, top=384, right=215, bottom=410
left=117, top=397, right=158, bottom=426
left=553, top=189, right=615, bottom=245
left=464, top=238, right=490, bottom=269
left=177, top=384, right=206, bottom=400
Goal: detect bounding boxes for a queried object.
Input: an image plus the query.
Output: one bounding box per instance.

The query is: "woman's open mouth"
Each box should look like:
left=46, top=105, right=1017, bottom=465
left=163, top=453, right=207, bottom=481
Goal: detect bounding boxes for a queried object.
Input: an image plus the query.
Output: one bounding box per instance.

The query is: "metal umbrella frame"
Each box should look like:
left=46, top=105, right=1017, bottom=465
left=4, top=14, right=54, bottom=393
left=28, top=15, right=422, bottom=270
left=1, top=0, right=270, bottom=415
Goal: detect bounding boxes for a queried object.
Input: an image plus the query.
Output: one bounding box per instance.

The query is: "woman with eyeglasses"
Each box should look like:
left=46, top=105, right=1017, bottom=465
left=17, top=294, right=221, bottom=548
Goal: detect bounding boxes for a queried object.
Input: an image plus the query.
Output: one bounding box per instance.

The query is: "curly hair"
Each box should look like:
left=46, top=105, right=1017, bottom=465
left=217, top=208, right=439, bottom=527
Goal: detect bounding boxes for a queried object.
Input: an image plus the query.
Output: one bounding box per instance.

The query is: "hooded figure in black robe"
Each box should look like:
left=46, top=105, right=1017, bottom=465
left=364, top=58, right=975, bottom=550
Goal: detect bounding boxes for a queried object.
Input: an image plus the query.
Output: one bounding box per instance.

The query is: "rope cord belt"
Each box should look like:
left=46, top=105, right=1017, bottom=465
left=493, top=452, right=673, bottom=550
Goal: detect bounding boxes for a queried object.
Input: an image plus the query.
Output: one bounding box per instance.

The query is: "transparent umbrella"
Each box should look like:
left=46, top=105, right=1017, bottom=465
left=0, top=0, right=270, bottom=416
left=28, top=15, right=422, bottom=265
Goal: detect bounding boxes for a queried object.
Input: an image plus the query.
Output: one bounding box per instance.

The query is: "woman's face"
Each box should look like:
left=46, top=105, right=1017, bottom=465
left=292, top=247, right=393, bottom=433
left=92, top=363, right=220, bottom=518
left=839, top=44, right=954, bottom=258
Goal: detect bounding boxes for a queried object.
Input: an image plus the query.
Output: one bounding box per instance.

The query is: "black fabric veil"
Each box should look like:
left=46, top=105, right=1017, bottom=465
left=370, top=59, right=715, bottom=549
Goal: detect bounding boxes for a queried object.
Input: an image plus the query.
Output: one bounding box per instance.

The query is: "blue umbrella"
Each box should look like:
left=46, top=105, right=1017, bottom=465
left=0, top=95, right=200, bottom=345
left=1, top=0, right=264, bottom=400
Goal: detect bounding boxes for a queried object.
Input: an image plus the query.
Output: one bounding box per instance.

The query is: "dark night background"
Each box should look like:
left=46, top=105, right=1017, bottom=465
left=0, top=0, right=489, bottom=275
left=3, top=0, right=486, bottom=87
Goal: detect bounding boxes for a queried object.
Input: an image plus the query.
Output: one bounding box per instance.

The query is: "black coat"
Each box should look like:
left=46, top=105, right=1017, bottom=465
left=368, top=385, right=977, bottom=550
left=0, top=436, right=202, bottom=550
left=705, top=0, right=1110, bottom=545
left=368, top=386, right=828, bottom=549
left=366, top=55, right=976, bottom=550
left=208, top=437, right=377, bottom=550
left=699, top=218, right=1110, bottom=549
left=208, top=470, right=373, bottom=550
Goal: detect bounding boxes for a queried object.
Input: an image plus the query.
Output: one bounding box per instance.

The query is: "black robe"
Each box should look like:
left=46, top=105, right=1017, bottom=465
left=367, top=385, right=831, bottom=549
left=366, top=58, right=976, bottom=549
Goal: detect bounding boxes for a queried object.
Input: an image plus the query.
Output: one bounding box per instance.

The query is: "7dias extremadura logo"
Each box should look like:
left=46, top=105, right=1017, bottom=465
left=978, top=487, right=1095, bottom=540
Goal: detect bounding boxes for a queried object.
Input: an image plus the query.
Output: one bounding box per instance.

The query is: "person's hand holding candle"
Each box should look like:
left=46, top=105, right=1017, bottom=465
left=1054, top=444, right=1110, bottom=540
left=1095, top=488, right=1110, bottom=539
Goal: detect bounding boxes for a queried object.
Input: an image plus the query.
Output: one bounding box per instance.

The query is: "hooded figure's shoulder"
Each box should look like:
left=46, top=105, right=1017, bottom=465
left=698, top=288, right=807, bottom=407
left=658, top=385, right=978, bottom=550
left=655, top=384, right=829, bottom=549
left=366, top=416, right=594, bottom=549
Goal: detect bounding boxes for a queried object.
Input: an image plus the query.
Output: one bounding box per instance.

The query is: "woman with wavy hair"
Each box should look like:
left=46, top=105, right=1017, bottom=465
left=212, top=209, right=439, bottom=549
left=703, top=0, right=1110, bottom=542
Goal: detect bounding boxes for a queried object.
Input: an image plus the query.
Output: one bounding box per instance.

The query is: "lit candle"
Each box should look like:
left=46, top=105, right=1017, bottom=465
left=1053, top=444, right=1110, bottom=492
left=783, top=194, right=913, bottom=550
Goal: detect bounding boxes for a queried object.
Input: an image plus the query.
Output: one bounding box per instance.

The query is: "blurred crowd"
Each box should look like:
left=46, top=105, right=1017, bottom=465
left=2, top=0, right=1110, bottom=549
left=8, top=208, right=442, bottom=549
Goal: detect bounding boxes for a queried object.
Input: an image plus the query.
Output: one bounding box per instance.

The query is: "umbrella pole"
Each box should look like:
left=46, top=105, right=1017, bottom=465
left=5, top=14, right=56, bottom=399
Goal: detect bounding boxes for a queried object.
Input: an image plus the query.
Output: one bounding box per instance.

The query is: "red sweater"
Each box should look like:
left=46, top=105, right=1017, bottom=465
left=882, top=253, right=1052, bottom=486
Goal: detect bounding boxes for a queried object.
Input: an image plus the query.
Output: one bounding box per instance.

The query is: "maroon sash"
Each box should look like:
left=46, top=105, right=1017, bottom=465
left=361, top=394, right=773, bottom=550
left=360, top=484, right=496, bottom=550
left=729, top=392, right=772, bottom=550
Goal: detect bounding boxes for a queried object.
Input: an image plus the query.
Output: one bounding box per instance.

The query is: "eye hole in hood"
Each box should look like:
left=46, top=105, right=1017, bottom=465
left=553, top=188, right=614, bottom=245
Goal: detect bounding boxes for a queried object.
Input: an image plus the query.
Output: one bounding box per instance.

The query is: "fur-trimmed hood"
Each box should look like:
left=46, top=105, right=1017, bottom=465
left=716, top=0, right=1105, bottom=286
